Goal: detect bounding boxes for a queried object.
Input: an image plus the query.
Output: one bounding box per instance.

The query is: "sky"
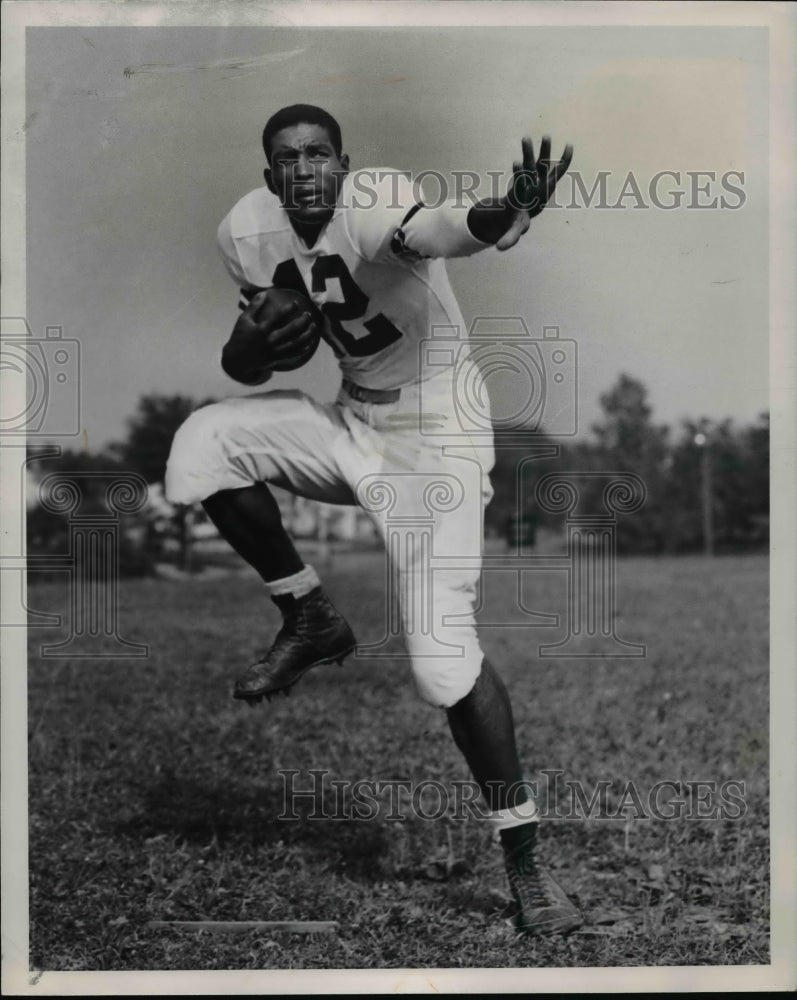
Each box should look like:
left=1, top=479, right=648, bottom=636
left=23, top=23, right=769, bottom=450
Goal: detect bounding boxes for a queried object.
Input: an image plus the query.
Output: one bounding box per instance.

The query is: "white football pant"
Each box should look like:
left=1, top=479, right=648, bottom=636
left=165, top=367, right=494, bottom=708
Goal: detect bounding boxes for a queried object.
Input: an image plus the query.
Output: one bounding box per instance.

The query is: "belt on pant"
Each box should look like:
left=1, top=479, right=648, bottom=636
left=341, top=378, right=402, bottom=404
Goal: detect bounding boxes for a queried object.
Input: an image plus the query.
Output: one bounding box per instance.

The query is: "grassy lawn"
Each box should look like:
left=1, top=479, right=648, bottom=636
left=27, top=552, right=769, bottom=971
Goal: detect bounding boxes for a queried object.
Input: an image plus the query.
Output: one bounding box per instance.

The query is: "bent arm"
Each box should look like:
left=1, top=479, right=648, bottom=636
left=221, top=287, right=273, bottom=386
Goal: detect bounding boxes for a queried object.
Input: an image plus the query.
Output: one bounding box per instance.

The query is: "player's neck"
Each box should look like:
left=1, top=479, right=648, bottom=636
left=289, top=217, right=327, bottom=249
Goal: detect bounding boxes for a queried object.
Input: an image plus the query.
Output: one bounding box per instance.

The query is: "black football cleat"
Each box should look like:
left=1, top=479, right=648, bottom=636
left=502, top=826, right=583, bottom=937
left=233, top=587, right=356, bottom=702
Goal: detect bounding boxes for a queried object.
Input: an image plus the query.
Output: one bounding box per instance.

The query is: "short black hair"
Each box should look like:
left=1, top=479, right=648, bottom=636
left=262, top=104, right=343, bottom=163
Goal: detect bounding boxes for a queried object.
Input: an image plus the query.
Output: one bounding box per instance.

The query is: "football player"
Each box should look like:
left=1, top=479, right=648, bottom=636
left=165, top=104, right=579, bottom=936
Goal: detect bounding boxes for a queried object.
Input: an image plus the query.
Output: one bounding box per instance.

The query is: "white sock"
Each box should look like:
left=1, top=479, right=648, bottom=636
left=487, top=797, right=540, bottom=832
left=268, top=564, right=320, bottom=598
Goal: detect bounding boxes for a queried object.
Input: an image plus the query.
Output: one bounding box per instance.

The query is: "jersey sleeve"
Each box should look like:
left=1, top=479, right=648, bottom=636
left=217, top=210, right=247, bottom=286
left=345, top=168, right=491, bottom=264
left=393, top=201, right=492, bottom=261
left=217, top=209, right=270, bottom=311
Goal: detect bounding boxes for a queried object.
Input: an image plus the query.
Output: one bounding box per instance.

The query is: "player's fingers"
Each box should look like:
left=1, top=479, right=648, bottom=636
left=267, top=301, right=302, bottom=326
left=269, top=311, right=315, bottom=342
left=496, top=231, right=519, bottom=252
left=517, top=161, right=544, bottom=214
left=269, top=315, right=318, bottom=352
left=554, top=143, right=573, bottom=175
left=507, top=161, right=527, bottom=211
left=521, top=136, right=536, bottom=171
left=269, top=322, right=319, bottom=351
left=243, top=289, right=270, bottom=320
left=495, top=213, right=528, bottom=251
left=272, top=340, right=316, bottom=363
left=276, top=300, right=300, bottom=317
left=538, top=135, right=552, bottom=172
left=269, top=306, right=311, bottom=332
left=548, top=143, right=574, bottom=195
left=273, top=315, right=317, bottom=341
left=270, top=327, right=318, bottom=361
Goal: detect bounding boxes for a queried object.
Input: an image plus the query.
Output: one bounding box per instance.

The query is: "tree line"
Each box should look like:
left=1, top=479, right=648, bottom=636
left=26, top=374, right=768, bottom=573
left=487, top=374, right=768, bottom=553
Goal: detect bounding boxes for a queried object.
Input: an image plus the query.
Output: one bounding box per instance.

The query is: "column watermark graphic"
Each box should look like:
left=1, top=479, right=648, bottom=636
left=1, top=445, right=64, bottom=628
left=35, top=472, right=150, bottom=658
left=1, top=315, right=150, bottom=658
left=354, top=464, right=648, bottom=660
left=355, top=471, right=472, bottom=657
left=349, top=317, right=647, bottom=660
left=533, top=472, right=647, bottom=657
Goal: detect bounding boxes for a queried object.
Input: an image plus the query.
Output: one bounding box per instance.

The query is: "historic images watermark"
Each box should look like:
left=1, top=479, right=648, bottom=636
left=278, top=768, right=748, bottom=823
left=277, top=166, right=747, bottom=213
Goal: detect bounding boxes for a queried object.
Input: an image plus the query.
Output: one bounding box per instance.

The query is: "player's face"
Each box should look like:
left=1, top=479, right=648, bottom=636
left=265, top=123, right=349, bottom=227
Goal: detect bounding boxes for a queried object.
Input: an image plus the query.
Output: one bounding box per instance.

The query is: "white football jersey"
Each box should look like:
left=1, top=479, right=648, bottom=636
left=216, top=169, right=490, bottom=389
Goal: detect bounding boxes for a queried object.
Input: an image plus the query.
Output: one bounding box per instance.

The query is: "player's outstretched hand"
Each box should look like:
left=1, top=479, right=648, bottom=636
left=497, top=136, right=573, bottom=252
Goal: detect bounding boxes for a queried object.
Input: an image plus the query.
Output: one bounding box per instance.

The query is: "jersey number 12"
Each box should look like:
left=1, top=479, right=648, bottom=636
left=273, top=255, right=403, bottom=358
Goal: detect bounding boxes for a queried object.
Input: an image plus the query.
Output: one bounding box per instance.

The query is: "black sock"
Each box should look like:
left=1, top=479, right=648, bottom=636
left=500, top=821, right=538, bottom=855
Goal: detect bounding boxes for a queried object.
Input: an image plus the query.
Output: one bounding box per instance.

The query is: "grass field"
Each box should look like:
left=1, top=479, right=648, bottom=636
left=27, top=551, right=769, bottom=971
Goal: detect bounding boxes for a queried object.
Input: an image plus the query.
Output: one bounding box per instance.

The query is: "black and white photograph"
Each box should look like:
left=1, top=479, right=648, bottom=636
left=1, top=1, right=795, bottom=994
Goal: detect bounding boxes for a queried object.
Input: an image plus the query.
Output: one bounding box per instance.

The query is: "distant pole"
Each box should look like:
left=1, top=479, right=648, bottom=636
left=178, top=505, right=194, bottom=573
left=318, top=505, right=331, bottom=566
left=694, top=432, right=714, bottom=556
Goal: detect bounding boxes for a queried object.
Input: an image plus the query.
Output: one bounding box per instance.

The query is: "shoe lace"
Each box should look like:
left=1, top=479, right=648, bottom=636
left=254, top=595, right=326, bottom=662
left=254, top=591, right=346, bottom=664
left=255, top=620, right=294, bottom=663
left=507, top=847, right=552, bottom=910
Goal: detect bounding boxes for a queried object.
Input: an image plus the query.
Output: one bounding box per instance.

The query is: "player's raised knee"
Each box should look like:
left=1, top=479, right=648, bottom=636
left=164, top=401, right=238, bottom=505
left=411, top=654, right=482, bottom=709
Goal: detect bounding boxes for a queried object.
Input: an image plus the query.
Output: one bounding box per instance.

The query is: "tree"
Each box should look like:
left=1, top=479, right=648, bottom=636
left=666, top=413, right=769, bottom=552
left=25, top=447, right=155, bottom=576
left=592, top=374, right=669, bottom=466
left=112, top=394, right=213, bottom=570
left=589, top=374, right=670, bottom=552
left=485, top=427, right=560, bottom=543
left=739, top=412, right=769, bottom=543
left=112, top=394, right=208, bottom=484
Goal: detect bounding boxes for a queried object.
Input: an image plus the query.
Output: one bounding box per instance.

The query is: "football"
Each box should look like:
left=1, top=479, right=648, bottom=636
left=255, top=287, right=322, bottom=372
